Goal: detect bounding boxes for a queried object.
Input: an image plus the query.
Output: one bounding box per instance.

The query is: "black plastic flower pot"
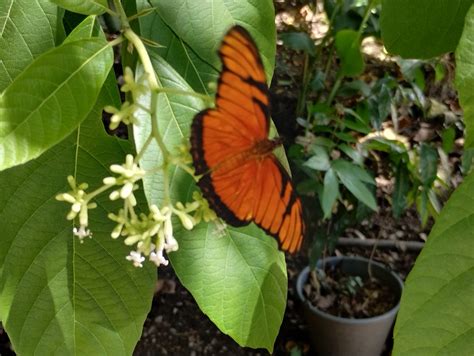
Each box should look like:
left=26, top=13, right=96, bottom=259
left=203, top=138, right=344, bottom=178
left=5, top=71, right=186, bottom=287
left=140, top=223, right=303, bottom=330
left=296, top=256, right=404, bottom=356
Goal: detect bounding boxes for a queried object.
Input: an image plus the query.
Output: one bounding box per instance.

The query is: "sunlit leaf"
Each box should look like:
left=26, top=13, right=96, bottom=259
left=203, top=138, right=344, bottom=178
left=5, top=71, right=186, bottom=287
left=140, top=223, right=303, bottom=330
left=0, top=0, right=59, bottom=91
left=0, top=37, right=113, bottom=170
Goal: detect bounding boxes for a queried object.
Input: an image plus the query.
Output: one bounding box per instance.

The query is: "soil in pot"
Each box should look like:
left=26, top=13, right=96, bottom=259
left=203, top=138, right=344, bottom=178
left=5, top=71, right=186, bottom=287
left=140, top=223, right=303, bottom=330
left=303, top=261, right=398, bottom=319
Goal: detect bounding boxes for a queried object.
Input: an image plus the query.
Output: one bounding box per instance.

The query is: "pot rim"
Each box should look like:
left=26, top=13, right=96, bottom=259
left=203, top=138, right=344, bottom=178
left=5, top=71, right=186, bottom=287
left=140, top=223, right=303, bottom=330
left=296, top=256, right=404, bottom=324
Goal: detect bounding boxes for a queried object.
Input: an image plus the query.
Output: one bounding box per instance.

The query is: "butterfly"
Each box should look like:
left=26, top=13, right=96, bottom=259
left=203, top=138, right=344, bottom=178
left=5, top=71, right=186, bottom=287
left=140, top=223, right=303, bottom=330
left=190, top=25, right=305, bottom=253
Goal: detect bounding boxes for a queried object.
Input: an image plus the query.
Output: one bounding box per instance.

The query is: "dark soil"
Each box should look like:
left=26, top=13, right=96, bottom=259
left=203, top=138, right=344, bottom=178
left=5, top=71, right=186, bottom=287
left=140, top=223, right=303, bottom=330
left=303, top=265, right=398, bottom=319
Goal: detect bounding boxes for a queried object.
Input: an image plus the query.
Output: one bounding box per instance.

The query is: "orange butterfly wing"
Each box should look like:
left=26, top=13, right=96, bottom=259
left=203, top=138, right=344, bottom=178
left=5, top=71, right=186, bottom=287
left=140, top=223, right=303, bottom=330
left=190, top=25, right=305, bottom=253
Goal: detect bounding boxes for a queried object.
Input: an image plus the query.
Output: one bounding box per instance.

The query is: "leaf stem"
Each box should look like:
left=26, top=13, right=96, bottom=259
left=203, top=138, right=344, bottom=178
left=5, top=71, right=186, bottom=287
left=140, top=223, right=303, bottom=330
left=326, top=70, right=343, bottom=104
left=135, top=134, right=153, bottom=162
left=357, top=0, right=377, bottom=39
left=86, top=183, right=114, bottom=200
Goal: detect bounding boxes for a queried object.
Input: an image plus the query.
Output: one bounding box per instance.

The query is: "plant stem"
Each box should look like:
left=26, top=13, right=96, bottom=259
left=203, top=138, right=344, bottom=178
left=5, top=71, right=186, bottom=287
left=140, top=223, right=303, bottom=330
left=326, top=70, right=343, bottom=104
left=112, top=0, right=130, bottom=29
left=87, top=183, right=115, bottom=200
left=115, top=0, right=175, bottom=205
left=296, top=53, right=310, bottom=117
left=322, top=43, right=335, bottom=82
left=124, top=29, right=159, bottom=89
left=135, top=134, right=153, bottom=162
left=357, top=0, right=377, bottom=39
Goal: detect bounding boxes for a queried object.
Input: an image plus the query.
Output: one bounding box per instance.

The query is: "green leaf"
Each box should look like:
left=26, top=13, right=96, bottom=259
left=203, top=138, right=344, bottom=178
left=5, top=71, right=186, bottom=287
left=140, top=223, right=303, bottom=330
left=339, top=143, right=364, bottom=165
left=334, top=29, right=364, bottom=77
left=462, top=147, right=474, bottom=174
left=133, top=55, right=287, bottom=352
left=435, top=62, right=447, bottom=83
left=369, top=83, right=391, bottom=130
left=321, top=168, right=339, bottom=219
left=441, top=126, right=456, bottom=154
left=303, top=145, right=330, bottom=171
left=393, top=171, right=474, bottom=355
left=64, top=15, right=100, bottom=42
left=343, top=108, right=371, bottom=134
left=363, top=137, right=407, bottom=155
left=381, top=0, right=473, bottom=58
left=332, top=160, right=377, bottom=211
left=456, top=4, right=474, bottom=149
left=392, top=163, right=410, bottom=218
left=397, top=58, right=421, bottom=78
left=0, top=74, right=155, bottom=354
left=0, top=0, right=59, bottom=91
left=332, top=159, right=376, bottom=185
left=334, top=131, right=356, bottom=143
left=150, top=0, right=276, bottom=82
left=0, top=37, right=113, bottom=171
left=50, top=0, right=109, bottom=15
left=280, top=32, right=316, bottom=56
left=137, top=1, right=218, bottom=95
left=419, top=143, right=438, bottom=186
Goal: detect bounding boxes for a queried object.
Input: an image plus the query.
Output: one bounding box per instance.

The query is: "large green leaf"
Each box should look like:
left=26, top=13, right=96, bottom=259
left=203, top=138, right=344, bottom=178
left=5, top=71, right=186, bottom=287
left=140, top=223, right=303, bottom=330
left=137, top=0, right=218, bottom=95
left=393, top=171, right=474, bottom=355
left=456, top=4, right=474, bottom=149
left=0, top=72, right=155, bottom=354
left=150, top=0, right=276, bottom=82
left=0, top=0, right=59, bottom=91
left=133, top=55, right=287, bottom=352
left=0, top=36, right=113, bottom=171
left=50, top=0, right=109, bottom=15
left=381, top=0, right=473, bottom=58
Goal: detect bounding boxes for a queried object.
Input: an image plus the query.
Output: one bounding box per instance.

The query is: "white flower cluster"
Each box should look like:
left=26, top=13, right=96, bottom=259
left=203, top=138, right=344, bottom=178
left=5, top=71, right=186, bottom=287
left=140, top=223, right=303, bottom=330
left=104, top=67, right=148, bottom=130
left=55, top=66, right=222, bottom=268
left=105, top=154, right=145, bottom=207
left=109, top=205, right=179, bottom=267
left=56, top=176, right=96, bottom=242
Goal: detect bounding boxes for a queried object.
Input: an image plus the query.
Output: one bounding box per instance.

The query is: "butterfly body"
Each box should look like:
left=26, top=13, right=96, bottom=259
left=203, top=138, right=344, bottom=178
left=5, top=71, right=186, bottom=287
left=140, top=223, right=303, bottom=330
left=190, top=25, right=305, bottom=253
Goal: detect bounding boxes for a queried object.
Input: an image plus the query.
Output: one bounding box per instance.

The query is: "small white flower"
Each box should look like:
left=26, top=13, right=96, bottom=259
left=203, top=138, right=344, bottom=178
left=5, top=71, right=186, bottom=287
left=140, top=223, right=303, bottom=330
left=109, top=190, right=121, bottom=201
left=175, top=210, right=195, bottom=230
left=150, top=204, right=165, bottom=221
left=107, top=155, right=145, bottom=203
left=165, top=235, right=179, bottom=252
left=103, top=177, right=117, bottom=185
left=120, top=182, right=134, bottom=199
left=56, top=176, right=96, bottom=231
left=126, top=250, right=145, bottom=268
left=150, top=249, right=169, bottom=267
left=73, top=226, right=92, bottom=242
